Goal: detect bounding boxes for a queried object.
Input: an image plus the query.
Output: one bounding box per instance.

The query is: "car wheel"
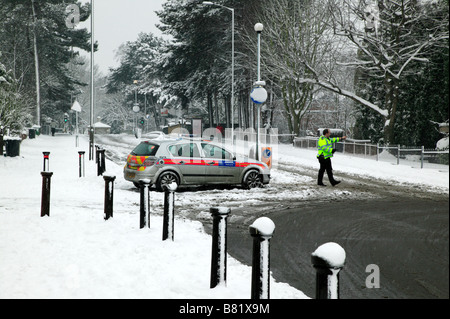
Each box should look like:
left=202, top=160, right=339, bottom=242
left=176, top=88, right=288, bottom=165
left=242, top=170, right=262, bottom=189
left=156, top=171, right=180, bottom=192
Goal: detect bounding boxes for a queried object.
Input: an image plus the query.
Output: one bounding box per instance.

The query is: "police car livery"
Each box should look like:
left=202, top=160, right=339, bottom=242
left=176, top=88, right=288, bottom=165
left=124, top=137, right=270, bottom=191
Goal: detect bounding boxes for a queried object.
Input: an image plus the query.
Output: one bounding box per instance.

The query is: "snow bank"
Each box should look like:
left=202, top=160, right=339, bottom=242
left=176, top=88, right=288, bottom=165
left=277, top=144, right=449, bottom=190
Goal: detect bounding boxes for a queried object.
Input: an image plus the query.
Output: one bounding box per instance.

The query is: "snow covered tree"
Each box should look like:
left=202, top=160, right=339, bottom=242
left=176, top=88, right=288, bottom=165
left=0, top=0, right=93, bottom=126
left=241, top=0, right=351, bottom=137
left=106, top=33, right=167, bottom=130
left=156, top=0, right=259, bottom=128
left=327, top=0, right=449, bottom=144
left=156, top=0, right=222, bottom=125
left=0, top=51, right=32, bottom=132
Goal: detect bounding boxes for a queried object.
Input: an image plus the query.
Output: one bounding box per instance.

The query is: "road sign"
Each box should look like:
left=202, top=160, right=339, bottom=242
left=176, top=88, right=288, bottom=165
left=250, top=87, right=268, bottom=104
left=261, top=147, right=272, bottom=168
left=71, top=100, right=82, bottom=112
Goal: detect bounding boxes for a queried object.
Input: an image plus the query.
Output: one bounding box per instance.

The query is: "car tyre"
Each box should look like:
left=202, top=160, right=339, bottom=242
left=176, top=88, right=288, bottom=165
left=242, top=169, right=262, bottom=189
left=156, top=171, right=180, bottom=192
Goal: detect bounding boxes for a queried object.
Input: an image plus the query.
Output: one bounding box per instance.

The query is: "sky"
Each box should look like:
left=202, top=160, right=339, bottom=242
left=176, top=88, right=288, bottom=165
left=77, top=0, right=167, bottom=74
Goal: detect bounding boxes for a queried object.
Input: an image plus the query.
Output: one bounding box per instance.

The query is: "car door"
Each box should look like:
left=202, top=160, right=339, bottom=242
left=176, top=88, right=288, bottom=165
left=201, top=143, right=239, bottom=184
left=167, top=142, right=205, bottom=184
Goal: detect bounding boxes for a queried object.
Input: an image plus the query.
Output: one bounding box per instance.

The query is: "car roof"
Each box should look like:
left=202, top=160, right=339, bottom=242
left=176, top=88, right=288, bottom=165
left=141, top=136, right=216, bottom=145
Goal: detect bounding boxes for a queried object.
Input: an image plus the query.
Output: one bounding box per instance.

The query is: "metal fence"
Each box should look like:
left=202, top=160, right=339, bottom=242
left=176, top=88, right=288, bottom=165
left=293, top=137, right=449, bottom=169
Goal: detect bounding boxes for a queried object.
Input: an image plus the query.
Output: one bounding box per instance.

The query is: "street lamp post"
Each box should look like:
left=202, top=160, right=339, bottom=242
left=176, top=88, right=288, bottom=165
left=89, top=0, right=95, bottom=160
left=202, top=1, right=235, bottom=146
left=133, top=80, right=140, bottom=138
left=251, top=23, right=267, bottom=162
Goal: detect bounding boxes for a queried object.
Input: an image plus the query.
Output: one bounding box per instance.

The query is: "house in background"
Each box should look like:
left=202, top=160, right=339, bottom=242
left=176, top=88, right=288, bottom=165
left=93, top=121, right=111, bottom=134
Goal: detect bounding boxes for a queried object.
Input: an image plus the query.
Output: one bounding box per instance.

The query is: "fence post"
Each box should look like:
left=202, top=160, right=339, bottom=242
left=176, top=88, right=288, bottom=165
left=100, top=149, right=106, bottom=174
left=40, top=171, right=53, bottom=217
left=103, top=175, right=116, bottom=220
left=78, top=151, right=85, bottom=177
left=95, top=145, right=99, bottom=164
left=376, top=143, right=379, bottom=161
left=210, top=207, right=231, bottom=289
left=397, top=145, right=400, bottom=165
left=139, top=179, right=151, bottom=229
left=42, top=152, right=50, bottom=172
left=421, top=146, right=424, bottom=169
left=249, top=217, right=275, bottom=299
left=311, top=242, right=346, bottom=299
left=0, top=127, right=3, bottom=156
left=89, top=129, right=94, bottom=161
left=162, top=182, right=177, bottom=241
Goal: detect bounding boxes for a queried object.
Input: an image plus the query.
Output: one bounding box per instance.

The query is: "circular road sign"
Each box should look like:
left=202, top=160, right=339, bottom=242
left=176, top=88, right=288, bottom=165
left=250, top=87, right=268, bottom=104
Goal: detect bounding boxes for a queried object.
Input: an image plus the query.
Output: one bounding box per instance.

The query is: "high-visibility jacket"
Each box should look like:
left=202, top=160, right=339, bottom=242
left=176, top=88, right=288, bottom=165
left=317, top=135, right=341, bottom=159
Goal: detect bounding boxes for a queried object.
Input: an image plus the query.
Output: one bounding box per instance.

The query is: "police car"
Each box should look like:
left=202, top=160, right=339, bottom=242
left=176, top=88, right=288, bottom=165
left=123, top=137, right=270, bottom=191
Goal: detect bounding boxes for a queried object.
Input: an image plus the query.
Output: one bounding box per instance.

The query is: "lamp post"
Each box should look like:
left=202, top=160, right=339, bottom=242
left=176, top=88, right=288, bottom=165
left=89, top=0, right=95, bottom=160
left=202, top=1, right=235, bottom=146
left=133, top=80, right=140, bottom=137
left=250, top=23, right=267, bottom=162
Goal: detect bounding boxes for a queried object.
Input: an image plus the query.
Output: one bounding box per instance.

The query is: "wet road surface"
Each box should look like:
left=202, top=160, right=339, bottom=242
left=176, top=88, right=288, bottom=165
left=220, top=197, right=449, bottom=299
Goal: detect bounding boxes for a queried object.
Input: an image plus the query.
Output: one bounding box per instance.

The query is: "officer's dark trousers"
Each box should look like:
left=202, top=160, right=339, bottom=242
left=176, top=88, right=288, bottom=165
left=317, top=155, right=337, bottom=185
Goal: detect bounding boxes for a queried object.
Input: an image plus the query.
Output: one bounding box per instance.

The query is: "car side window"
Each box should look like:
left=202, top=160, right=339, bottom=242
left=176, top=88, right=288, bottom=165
left=168, top=143, right=200, bottom=158
left=201, top=143, right=232, bottom=160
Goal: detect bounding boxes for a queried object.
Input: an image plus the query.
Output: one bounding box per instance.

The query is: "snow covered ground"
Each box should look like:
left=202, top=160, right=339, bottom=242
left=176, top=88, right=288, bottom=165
left=0, top=133, right=448, bottom=300
left=0, top=134, right=307, bottom=299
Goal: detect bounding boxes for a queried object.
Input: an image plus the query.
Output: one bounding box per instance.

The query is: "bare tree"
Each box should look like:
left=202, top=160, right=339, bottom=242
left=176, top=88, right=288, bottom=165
left=243, top=0, right=355, bottom=136
left=318, top=0, right=448, bottom=143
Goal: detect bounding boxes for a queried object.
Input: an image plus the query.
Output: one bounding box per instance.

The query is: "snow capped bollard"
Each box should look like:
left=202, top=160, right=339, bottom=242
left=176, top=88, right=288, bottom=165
left=78, top=151, right=85, bottom=177
left=249, top=217, right=275, bottom=299
left=210, top=207, right=231, bottom=289
left=162, top=182, right=177, bottom=241
left=139, top=179, right=151, bottom=229
left=40, top=171, right=53, bottom=217
left=311, top=242, right=346, bottom=299
left=103, top=174, right=116, bottom=220
left=42, top=152, right=50, bottom=172
left=97, top=148, right=106, bottom=176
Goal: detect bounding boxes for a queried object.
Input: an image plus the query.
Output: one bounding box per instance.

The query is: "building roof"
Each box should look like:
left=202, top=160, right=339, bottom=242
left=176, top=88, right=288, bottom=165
left=93, top=122, right=111, bottom=128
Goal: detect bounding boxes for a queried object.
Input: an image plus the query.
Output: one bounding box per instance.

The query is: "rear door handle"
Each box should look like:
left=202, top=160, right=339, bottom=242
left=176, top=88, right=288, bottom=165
left=179, top=161, right=185, bottom=164
left=207, top=161, right=216, bottom=165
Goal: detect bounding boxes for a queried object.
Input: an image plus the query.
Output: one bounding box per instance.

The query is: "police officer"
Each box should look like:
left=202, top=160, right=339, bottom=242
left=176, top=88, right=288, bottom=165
left=317, top=128, right=346, bottom=186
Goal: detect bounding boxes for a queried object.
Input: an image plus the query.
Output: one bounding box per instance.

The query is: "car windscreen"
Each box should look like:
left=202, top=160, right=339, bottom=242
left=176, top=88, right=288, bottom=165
left=131, top=142, right=159, bottom=156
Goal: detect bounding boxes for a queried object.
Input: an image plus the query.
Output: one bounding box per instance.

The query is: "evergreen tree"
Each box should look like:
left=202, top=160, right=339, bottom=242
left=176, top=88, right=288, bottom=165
left=0, top=0, right=93, bottom=126
left=0, top=51, right=32, bottom=132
